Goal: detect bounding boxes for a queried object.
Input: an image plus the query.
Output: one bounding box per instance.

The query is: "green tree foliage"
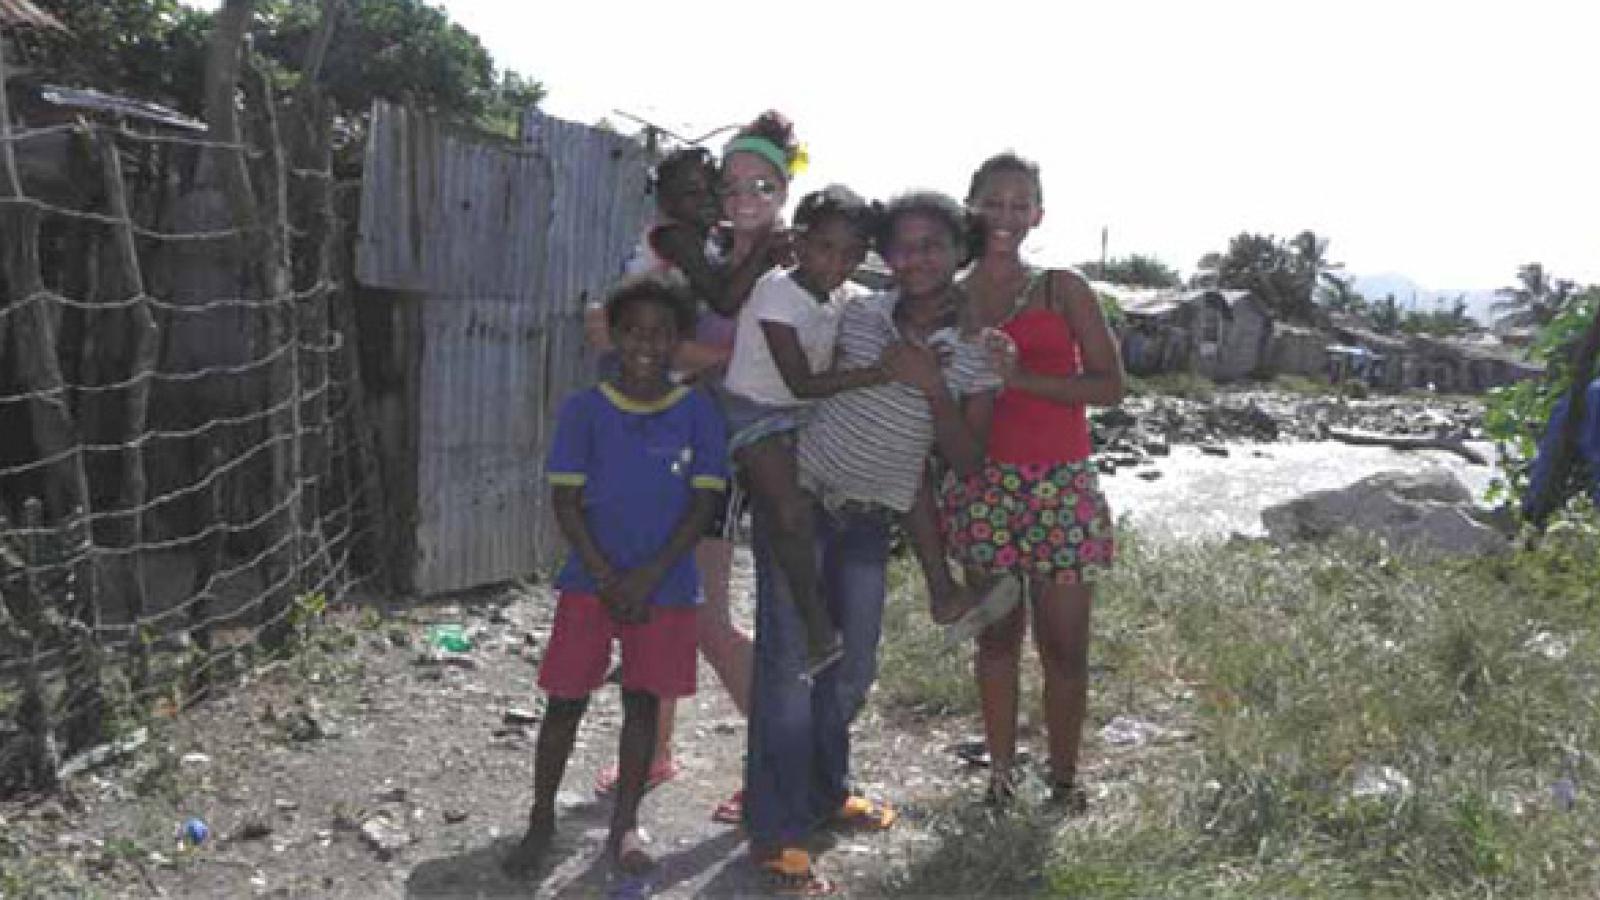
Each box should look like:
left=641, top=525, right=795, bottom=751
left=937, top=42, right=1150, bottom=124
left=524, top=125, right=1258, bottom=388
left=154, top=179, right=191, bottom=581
left=1400, top=295, right=1473, bottom=337
left=1493, top=262, right=1579, bottom=329
left=1192, top=230, right=1339, bottom=323
left=14, top=0, right=543, bottom=126
left=1369, top=292, right=1401, bottom=334
left=1078, top=254, right=1182, bottom=289
left=15, top=0, right=211, bottom=112
left=1484, top=285, right=1599, bottom=504
left=1317, top=272, right=1368, bottom=315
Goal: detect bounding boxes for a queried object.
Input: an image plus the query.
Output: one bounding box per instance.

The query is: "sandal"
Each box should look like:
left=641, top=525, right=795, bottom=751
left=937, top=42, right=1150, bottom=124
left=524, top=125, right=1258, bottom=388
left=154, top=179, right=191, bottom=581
left=1049, top=776, right=1089, bottom=814
left=832, top=794, right=897, bottom=831
left=759, top=848, right=838, bottom=897
left=594, top=759, right=679, bottom=797
left=985, top=765, right=1022, bottom=808
left=711, top=789, right=744, bottom=825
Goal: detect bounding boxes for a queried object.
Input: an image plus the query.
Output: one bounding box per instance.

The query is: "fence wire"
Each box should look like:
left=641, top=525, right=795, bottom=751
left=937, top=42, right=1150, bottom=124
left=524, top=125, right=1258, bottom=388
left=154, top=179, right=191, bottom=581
left=0, top=115, right=380, bottom=795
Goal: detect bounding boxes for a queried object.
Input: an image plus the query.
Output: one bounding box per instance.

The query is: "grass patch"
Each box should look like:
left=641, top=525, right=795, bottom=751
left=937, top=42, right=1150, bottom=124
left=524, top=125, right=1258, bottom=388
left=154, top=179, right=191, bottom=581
left=874, top=515, right=1600, bottom=897
left=1127, top=372, right=1218, bottom=402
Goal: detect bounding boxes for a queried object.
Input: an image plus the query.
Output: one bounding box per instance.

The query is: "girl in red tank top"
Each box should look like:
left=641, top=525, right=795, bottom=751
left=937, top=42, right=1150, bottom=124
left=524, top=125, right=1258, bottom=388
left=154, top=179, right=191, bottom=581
left=939, top=152, right=1126, bottom=808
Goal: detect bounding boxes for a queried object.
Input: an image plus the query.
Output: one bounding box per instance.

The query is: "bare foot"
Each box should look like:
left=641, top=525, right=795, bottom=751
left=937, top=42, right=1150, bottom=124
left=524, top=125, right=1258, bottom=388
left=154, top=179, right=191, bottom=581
left=501, top=814, right=554, bottom=879
left=609, top=828, right=655, bottom=876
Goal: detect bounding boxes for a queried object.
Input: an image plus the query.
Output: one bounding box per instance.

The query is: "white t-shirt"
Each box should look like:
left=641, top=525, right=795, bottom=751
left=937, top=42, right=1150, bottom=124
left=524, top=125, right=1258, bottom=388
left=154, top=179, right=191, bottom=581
left=725, top=269, right=863, bottom=406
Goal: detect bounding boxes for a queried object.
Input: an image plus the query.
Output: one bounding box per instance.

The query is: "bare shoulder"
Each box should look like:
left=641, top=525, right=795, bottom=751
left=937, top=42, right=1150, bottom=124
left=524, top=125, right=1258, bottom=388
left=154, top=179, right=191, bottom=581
left=1044, top=267, right=1097, bottom=313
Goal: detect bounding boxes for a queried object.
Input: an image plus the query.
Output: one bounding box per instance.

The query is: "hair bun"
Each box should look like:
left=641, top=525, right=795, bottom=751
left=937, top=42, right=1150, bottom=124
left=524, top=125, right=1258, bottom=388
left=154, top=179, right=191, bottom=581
left=742, top=110, right=798, bottom=154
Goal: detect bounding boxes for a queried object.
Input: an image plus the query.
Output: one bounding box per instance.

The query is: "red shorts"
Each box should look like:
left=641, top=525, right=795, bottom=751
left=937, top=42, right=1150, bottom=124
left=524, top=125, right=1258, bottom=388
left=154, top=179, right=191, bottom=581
left=537, top=592, right=698, bottom=700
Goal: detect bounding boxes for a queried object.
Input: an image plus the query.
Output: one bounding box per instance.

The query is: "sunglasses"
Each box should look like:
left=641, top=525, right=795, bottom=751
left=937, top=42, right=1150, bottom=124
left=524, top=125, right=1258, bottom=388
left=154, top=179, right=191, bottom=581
left=721, top=177, right=781, bottom=200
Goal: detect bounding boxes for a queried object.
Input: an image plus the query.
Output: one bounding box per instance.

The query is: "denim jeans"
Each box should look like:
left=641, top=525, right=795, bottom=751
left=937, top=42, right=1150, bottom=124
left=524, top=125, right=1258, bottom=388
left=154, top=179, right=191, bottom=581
left=743, top=500, right=892, bottom=848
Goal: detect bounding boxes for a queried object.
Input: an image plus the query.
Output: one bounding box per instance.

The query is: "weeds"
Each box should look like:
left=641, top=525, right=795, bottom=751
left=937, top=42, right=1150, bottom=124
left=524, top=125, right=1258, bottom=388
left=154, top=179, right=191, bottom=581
left=875, top=510, right=1600, bottom=897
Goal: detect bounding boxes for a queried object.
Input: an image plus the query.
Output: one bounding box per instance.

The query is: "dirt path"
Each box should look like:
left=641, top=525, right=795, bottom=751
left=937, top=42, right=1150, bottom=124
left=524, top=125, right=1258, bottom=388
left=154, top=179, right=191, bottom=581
left=2, top=550, right=1033, bottom=898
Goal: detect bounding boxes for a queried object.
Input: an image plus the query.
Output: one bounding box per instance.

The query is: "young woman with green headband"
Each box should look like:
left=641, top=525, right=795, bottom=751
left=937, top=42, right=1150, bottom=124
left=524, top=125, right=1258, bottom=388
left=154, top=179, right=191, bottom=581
left=592, top=112, right=805, bottom=830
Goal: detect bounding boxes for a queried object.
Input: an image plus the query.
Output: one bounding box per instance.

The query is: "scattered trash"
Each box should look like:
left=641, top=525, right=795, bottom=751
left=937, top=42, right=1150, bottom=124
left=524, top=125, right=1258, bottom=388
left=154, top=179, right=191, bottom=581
left=374, top=785, right=408, bottom=804
left=1552, top=777, right=1578, bottom=810
left=175, top=817, right=209, bottom=849
left=427, top=624, right=473, bottom=653
left=273, top=798, right=299, bottom=812
left=1350, top=765, right=1413, bottom=802
left=1099, top=715, right=1163, bottom=747
left=503, top=708, right=540, bottom=727
left=179, top=752, right=211, bottom=768
left=443, top=808, right=469, bottom=824
left=57, top=727, right=149, bottom=780
left=1527, top=631, right=1572, bottom=661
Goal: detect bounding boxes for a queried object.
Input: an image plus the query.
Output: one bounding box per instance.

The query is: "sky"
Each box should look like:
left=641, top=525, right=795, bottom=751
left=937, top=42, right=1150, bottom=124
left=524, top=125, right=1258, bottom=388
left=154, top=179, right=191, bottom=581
left=193, top=0, right=1600, bottom=291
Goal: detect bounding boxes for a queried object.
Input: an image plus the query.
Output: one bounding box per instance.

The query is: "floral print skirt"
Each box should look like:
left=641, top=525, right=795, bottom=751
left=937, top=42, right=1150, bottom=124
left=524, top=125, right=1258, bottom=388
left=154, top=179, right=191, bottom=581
left=940, top=458, right=1115, bottom=585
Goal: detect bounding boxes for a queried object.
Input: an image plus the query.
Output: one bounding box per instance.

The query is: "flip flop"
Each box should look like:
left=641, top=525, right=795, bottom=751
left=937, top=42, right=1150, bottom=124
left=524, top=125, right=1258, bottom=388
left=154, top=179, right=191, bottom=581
left=831, top=794, right=897, bottom=831
left=593, top=759, right=679, bottom=797
left=711, top=789, right=744, bottom=825
left=943, top=575, right=1022, bottom=647
left=759, top=848, right=838, bottom=897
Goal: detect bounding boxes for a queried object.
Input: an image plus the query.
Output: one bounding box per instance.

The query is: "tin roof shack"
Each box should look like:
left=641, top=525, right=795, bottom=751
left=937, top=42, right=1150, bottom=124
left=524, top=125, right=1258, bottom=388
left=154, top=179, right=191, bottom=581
left=1268, top=321, right=1331, bottom=380
left=1117, top=288, right=1272, bottom=381
left=1328, top=321, right=1409, bottom=391
left=1404, top=334, right=1542, bottom=394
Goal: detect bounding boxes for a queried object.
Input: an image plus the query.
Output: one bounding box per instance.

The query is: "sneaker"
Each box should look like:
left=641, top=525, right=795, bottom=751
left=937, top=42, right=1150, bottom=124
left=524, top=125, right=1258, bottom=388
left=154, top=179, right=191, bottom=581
left=943, top=575, right=1022, bottom=647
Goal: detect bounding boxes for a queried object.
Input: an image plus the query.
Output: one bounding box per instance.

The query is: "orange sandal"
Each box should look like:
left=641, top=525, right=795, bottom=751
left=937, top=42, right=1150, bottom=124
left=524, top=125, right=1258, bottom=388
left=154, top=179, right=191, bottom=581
left=831, top=794, right=897, bottom=831
left=759, top=848, right=838, bottom=897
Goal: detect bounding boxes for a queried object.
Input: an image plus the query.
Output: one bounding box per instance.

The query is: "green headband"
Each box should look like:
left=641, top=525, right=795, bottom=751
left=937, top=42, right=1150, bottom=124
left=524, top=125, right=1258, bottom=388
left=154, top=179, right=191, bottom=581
left=724, top=136, right=790, bottom=179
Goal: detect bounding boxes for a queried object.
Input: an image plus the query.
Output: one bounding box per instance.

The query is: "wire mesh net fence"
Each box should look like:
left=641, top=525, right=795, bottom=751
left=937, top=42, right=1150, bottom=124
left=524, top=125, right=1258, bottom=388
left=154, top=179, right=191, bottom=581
left=0, top=84, right=383, bottom=795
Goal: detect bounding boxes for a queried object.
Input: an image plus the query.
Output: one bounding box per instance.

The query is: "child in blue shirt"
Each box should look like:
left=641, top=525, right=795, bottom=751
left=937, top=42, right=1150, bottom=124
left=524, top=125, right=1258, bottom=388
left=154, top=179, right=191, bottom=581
left=505, top=276, right=728, bottom=879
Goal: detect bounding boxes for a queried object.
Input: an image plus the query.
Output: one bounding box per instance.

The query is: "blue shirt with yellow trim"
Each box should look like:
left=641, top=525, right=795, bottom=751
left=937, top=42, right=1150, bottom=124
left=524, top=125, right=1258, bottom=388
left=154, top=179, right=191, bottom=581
left=547, top=382, right=728, bottom=607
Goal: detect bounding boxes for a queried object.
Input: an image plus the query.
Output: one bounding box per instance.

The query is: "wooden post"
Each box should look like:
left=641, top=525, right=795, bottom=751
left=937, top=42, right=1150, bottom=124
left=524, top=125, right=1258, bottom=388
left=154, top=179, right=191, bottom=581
left=96, top=131, right=160, bottom=693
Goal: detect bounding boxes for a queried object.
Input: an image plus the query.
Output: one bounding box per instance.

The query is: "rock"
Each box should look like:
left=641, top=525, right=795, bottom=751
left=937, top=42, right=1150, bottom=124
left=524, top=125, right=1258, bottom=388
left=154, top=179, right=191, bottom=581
left=442, top=808, right=469, bottom=824
left=358, top=812, right=412, bottom=860
left=235, top=820, right=273, bottom=841
left=1199, top=444, right=1229, bottom=457
left=1261, top=470, right=1507, bottom=556
left=374, top=786, right=408, bottom=804
left=502, top=708, right=540, bottom=727
left=282, top=711, right=325, bottom=743
left=273, top=798, right=299, bottom=812
left=1137, top=470, right=1163, bottom=482
left=1143, top=439, right=1171, bottom=456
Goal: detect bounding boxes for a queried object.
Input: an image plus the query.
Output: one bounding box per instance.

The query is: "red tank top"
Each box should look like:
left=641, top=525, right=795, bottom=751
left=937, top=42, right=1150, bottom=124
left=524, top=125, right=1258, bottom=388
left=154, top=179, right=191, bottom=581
left=987, top=307, right=1092, bottom=464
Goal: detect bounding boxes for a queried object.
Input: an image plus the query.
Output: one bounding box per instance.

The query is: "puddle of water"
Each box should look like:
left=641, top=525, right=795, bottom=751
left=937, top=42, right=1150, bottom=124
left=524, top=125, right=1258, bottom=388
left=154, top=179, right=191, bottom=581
left=1100, top=441, right=1498, bottom=543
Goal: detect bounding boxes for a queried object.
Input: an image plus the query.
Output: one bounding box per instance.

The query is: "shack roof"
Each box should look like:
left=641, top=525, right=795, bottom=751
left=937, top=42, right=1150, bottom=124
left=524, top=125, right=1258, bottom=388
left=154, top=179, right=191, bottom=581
left=1117, top=287, right=1256, bottom=319
left=37, top=84, right=205, bottom=132
left=0, top=0, right=65, bottom=31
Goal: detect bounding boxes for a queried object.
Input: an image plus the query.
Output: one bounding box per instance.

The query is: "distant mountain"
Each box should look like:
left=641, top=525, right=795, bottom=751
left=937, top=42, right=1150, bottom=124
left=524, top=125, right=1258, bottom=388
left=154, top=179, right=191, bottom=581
left=1350, top=273, right=1500, bottom=325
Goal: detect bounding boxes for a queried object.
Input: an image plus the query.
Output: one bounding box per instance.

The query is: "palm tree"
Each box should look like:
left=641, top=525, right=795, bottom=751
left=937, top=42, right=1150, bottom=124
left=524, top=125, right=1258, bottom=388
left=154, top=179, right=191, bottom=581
left=1317, top=272, right=1366, bottom=315
left=1494, top=262, right=1572, bottom=328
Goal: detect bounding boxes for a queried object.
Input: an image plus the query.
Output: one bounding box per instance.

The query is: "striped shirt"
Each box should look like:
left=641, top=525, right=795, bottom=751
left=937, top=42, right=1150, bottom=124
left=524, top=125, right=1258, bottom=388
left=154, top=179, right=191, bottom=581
left=798, top=291, right=1001, bottom=513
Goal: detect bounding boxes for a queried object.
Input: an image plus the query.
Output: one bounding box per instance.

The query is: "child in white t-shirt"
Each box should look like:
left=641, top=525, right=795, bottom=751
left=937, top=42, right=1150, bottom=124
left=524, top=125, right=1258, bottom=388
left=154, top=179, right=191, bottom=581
left=722, top=186, right=883, bottom=679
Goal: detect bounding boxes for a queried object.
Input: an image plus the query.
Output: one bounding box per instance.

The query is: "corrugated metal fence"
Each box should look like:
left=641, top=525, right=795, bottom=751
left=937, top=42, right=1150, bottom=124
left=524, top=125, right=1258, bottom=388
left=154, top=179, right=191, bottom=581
left=356, top=102, right=650, bottom=595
